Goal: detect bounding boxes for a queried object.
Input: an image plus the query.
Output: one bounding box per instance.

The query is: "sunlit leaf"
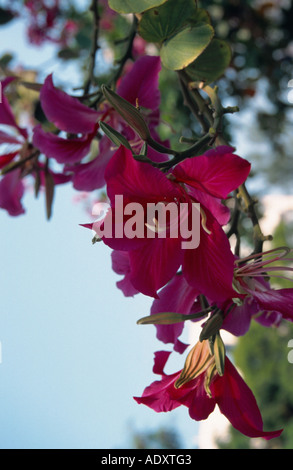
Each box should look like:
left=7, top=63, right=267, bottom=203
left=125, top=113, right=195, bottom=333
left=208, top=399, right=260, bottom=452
left=108, top=0, right=168, bottom=14
left=138, top=0, right=199, bottom=43
left=186, top=39, right=232, bottom=85
left=160, top=23, right=214, bottom=70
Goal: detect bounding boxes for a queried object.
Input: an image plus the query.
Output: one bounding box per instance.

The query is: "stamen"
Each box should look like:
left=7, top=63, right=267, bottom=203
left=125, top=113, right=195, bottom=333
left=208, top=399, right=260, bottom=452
left=234, top=246, right=293, bottom=284
left=235, top=247, right=290, bottom=268
left=200, top=206, right=212, bottom=235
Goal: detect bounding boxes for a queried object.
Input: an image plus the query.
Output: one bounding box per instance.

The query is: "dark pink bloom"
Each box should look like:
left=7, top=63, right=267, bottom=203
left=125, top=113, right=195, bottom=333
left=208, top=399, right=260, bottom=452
left=25, top=0, right=61, bottom=45
left=100, top=144, right=250, bottom=299
left=36, top=74, right=100, bottom=135
left=134, top=349, right=283, bottom=440
left=68, top=55, right=168, bottom=189
left=150, top=248, right=293, bottom=350
left=33, top=123, right=97, bottom=165
left=0, top=78, right=29, bottom=215
left=33, top=55, right=167, bottom=191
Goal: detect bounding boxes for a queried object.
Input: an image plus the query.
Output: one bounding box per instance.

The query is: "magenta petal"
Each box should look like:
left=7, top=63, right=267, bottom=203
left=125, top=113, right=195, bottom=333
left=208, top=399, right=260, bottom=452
left=222, top=298, right=257, bottom=336
left=212, top=358, right=283, bottom=440
left=111, top=250, right=138, bottom=297
left=134, top=362, right=181, bottom=413
left=183, top=213, right=235, bottom=302
left=151, top=274, right=198, bottom=350
left=173, top=147, right=251, bottom=199
left=69, top=136, right=114, bottom=191
left=0, top=130, right=23, bottom=145
left=117, top=55, right=161, bottom=111
left=0, top=152, right=19, bottom=169
left=129, top=237, right=183, bottom=298
left=152, top=350, right=172, bottom=376
left=250, top=288, right=293, bottom=322
left=33, top=124, right=95, bottom=164
left=0, top=169, right=25, bottom=216
left=105, top=145, right=180, bottom=204
left=40, top=74, right=100, bottom=133
left=0, top=79, right=28, bottom=139
left=188, top=187, right=231, bottom=226
left=179, top=375, right=216, bottom=421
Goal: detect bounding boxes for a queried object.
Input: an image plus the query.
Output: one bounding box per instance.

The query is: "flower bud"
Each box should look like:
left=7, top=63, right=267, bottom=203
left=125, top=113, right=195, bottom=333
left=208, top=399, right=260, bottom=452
left=213, top=332, right=226, bottom=376
left=175, top=340, right=214, bottom=389
left=101, top=85, right=151, bottom=141
left=199, top=310, right=223, bottom=341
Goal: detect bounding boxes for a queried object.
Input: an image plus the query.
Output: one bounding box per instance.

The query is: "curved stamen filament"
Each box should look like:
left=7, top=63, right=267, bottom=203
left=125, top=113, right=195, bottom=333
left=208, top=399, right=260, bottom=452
left=235, top=246, right=293, bottom=284
left=235, top=246, right=290, bottom=267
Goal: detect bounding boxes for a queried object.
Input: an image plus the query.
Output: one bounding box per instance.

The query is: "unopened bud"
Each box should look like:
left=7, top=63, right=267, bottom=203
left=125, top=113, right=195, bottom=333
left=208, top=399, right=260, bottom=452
left=175, top=340, right=213, bottom=389
left=213, top=333, right=226, bottom=376
left=137, top=312, right=187, bottom=325
left=99, top=121, right=132, bottom=150
left=204, top=363, right=217, bottom=398
left=101, top=85, right=151, bottom=141
left=199, top=311, right=223, bottom=341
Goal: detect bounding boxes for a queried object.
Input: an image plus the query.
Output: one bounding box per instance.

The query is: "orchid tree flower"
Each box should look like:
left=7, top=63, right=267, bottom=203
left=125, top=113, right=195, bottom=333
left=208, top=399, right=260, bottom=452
left=0, top=77, right=29, bottom=215
left=98, top=144, right=250, bottom=299
left=146, top=247, right=293, bottom=351
left=33, top=55, right=167, bottom=191
left=0, top=77, right=72, bottom=217
left=134, top=347, right=283, bottom=441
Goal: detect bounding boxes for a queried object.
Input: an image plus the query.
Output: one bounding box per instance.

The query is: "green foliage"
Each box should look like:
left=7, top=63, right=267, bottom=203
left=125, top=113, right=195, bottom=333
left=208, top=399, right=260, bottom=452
left=0, top=7, right=15, bottom=25
left=185, top=38, right=232, bottom=85
left=108, top=0, right=168, bottom=14
left=138, top=0, right=202, bottom=43
left=160, top=23, right=214, bottom=71
left=138, top=0, right=214, bottom=70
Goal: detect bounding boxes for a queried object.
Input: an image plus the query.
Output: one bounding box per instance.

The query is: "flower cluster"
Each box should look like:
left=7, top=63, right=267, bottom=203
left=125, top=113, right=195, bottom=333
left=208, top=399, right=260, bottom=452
left=1, top=24, right=292, bottom=442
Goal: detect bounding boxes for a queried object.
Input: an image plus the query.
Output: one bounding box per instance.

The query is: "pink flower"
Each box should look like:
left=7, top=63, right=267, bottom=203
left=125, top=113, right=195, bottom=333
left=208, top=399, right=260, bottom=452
left=149, top=247, right=293, bottom=350
left=0, top=77, right=29, bottom=215
left=0, top=77, right=28, bottom=141
left=99, top=144, right=250, bottom=299
left=33, top=55, right=167, bottom=191
left=134, top=347, right=283, bottom=440
left=222, top=248, right=293, bottom=334
left=25, top=0, right=61, bottom=45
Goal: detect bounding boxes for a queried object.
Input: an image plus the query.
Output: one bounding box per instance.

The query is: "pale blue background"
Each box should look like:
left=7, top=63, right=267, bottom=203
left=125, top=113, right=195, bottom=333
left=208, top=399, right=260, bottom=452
left=0, top=5, right=200, bottom=449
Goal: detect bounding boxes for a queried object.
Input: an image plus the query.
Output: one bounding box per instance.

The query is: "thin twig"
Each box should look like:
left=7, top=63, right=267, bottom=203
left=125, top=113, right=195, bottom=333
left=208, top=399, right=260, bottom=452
left=84, top=0, right=100, bottom=96
left=89, top=15, right=138, bottom=108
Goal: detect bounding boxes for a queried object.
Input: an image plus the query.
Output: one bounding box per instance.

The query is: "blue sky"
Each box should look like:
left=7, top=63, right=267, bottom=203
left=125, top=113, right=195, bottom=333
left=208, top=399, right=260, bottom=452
left=0, top=6, right=200, bottom=449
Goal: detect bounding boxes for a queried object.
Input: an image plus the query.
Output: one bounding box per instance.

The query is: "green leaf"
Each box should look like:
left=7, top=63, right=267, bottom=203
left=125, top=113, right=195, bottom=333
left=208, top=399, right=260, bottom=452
left=138, top=0, right=199, bottom=43
left=0, top=8, right=15, bottom=25
left=185, top=38, right=232, bottom=85
left=108, top=0, right=168, bottom=14
left=160, top=23, right=214, bottom=70
left=58, top=47, right=80, bottom=60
